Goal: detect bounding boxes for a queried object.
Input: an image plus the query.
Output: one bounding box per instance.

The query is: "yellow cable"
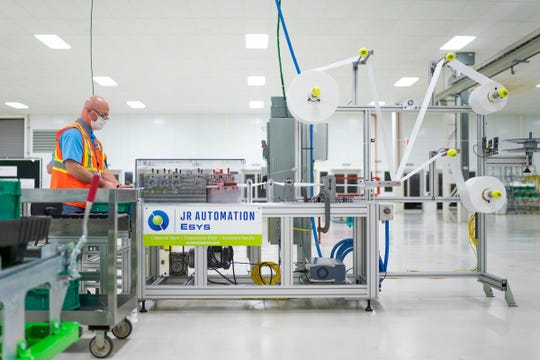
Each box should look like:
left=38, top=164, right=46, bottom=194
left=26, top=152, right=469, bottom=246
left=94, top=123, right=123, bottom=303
left=251, top=261, right=281, bottom=285
left=293, top=227, right=311, bottom=232
left=468, top=214, right=478, bottom=247
left=467, top=213, right=478, bottom=271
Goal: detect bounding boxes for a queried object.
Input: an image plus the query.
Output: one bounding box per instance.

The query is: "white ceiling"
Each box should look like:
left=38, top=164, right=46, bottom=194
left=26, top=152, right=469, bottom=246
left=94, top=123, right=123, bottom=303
left=0, top=0, right=539, bottom=116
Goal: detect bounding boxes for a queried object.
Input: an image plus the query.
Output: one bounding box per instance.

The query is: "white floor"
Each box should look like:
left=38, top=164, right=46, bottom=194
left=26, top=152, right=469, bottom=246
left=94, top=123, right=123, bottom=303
left=58, top=212, right=540, bottom=359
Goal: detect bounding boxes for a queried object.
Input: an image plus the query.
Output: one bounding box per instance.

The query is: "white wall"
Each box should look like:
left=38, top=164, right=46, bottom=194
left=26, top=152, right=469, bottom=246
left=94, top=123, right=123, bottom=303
left=28, top=110, right=540, bottom=188
left=30, top=113, right=268, bottom=187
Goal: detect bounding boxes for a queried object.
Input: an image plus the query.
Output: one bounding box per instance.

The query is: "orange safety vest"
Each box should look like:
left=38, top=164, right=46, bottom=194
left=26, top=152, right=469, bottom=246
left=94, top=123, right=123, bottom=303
left=50, top=121, right=107, bottom=208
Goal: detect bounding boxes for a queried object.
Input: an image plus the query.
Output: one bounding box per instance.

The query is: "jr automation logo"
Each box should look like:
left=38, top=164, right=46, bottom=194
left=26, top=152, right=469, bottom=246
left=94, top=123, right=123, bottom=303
left=147, top=210, right=170, bottom=231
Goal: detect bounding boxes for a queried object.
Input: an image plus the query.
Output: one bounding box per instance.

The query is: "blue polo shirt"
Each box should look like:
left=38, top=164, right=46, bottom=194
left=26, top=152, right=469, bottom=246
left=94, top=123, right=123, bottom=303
left=59, top=119, right=107, bottom=168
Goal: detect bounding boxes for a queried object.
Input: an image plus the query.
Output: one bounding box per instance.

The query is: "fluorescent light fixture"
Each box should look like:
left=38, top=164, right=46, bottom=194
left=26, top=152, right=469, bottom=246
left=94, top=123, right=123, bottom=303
left=245, top=34, right=268, bottom=49
left=368, top=101, right=386, bottom=106
left=93, top=76, right=118, bottom=87
left=394, top=77, right=419, bottom=87
left=127, top=101, right=146, bottom=109
left=247, top=76, right=266, bottom=86
left=249, top=100, right=264, bottom=109
left=440, top=36, right=476, bottom=51
left=5, top=102, right=29, bottom=109
left=34, top=34, right=71, bottom=49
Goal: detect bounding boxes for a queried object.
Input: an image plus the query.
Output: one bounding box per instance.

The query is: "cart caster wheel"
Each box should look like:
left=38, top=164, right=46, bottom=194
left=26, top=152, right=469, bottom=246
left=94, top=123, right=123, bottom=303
left=112, top=318, right=133, bottom=339
left=89, top=334, right=113, bottom=358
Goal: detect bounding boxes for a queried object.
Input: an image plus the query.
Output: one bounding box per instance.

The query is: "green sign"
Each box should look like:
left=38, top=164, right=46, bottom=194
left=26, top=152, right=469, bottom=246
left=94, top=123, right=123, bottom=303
left=144, top=234, right=262, bottom=246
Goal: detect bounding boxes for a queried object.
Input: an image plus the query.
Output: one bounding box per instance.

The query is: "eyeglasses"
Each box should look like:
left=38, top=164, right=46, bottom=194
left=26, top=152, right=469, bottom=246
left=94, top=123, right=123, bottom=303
left=92, top=108, right=109, bottom=121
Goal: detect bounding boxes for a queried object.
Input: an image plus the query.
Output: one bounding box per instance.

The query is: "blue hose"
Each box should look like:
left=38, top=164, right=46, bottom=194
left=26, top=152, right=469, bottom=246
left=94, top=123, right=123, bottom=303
left=274, top=0, right=301, bottom=75
left=329, top=220, right=390, bottom=277
left=382, top=220, right=390, bottom=272
left=330, top=238, right=352, bottom=258
left=338, top=248, right=353, bottom=262
left=311, top=217, right=323, bottom=258
left=336, top=245, right=351, bottom=262
left=275, top=0, right=323, bottom=259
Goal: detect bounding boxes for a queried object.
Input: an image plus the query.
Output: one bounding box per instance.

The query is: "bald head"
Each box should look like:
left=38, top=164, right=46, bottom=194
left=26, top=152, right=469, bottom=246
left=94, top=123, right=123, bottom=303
left=80, top=96, right=110, bottom=128
left=85, top=96, right=109, bottom=112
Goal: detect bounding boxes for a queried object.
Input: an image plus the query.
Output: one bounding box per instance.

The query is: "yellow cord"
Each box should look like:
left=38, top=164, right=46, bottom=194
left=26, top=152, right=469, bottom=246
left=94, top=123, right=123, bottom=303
left=293, top=227, right=311, bottom=232
left=251, top=261, right=281, bottom=285
left=467, top=213, right=478, bottom=270
left=467, top=214, right=478, bottom=247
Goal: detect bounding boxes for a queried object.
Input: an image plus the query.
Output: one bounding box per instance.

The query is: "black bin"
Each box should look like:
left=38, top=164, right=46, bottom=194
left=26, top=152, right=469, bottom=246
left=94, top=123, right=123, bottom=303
left=0, top=216, right=51, bottom=267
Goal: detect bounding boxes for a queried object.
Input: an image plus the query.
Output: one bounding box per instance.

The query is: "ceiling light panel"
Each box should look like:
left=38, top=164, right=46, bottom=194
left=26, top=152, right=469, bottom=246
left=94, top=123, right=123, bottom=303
left=440, top=36, right=476, bottom=50
left=127, top=101, right=146, bottom=109
left=247, top=76, right=266, bottom=86
left=93, top=76, right=118, bottom=87
left=5, top=102, right=29, bottom=109
left=245, top=34, right=268, bottom=49
left=394, top=77, right=419, bottom=87
left=34, top=34, right=71, bottom=49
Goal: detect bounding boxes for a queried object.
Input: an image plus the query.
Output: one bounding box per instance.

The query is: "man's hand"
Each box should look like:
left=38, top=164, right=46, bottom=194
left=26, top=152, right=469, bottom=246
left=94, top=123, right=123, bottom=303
left=101, top=180, right=117, bottom=189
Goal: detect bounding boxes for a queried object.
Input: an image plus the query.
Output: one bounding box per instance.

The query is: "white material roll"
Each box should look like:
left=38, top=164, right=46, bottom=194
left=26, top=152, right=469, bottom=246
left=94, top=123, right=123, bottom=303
left=446, top=59, right=492, bottom=86
left=367, top=61, right=396, bottom=180
left=469, top=82, right=508, bottom=115
left=286, top=70, right=339, bottom=124
left=448, top=155, right=506, bottom=213
left=396, top=58, right=445, bottom=179
left=399, top=150, right=445, bottom=183
left=461, top=176, right=507, bottom=213
left=313, top=56, right=359, bottom=72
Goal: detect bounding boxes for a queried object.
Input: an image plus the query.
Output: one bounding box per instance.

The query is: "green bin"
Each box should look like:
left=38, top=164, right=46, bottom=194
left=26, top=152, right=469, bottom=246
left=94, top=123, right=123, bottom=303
left=25, top=279, right=80, bottom=311
left=0, top=179, right=21, bottom=220
left=91, top=202, right=131, bottom=213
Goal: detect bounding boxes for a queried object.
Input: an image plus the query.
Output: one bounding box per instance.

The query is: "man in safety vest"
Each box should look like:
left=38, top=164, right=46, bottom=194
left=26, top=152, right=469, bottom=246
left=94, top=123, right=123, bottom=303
left=50, top=95, right=126, bottom=214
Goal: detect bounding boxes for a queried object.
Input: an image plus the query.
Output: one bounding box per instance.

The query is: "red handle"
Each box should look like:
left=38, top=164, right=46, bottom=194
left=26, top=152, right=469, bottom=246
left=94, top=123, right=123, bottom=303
left=87, top=174, right=100, bottom=203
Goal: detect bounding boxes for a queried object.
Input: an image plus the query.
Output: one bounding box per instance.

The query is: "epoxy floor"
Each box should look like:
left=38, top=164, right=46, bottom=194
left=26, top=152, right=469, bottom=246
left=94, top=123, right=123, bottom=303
left=57, top=212, right=540, bottom=359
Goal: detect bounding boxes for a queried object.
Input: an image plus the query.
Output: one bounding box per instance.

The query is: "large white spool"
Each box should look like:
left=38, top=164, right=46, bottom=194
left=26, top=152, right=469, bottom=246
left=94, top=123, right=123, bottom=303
left=448, top=154, right=506, bottom=213
left=460, top=176, right=507, bottom=213
left=469, top=82, right=508, bottom=115
left=286, top=70, right=339, bottom=124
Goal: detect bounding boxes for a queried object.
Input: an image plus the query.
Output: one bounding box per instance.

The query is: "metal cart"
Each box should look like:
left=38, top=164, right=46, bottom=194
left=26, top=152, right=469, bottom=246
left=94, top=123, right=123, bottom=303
left=21, top=188, right=139, bottom=358
left=0, top=243, right=79, bottom=360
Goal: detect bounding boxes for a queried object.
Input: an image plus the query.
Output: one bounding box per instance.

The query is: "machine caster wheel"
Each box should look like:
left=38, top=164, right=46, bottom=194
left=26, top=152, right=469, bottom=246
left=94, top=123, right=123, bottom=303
left=112, top=318, right=133, bottom=339
left=89, top=334, right=113, bottom=358
left=139, top=300, right=148, bottom=313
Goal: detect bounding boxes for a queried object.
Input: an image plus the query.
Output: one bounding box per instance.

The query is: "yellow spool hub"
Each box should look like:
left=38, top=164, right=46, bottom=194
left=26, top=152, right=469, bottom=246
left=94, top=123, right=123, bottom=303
left=447, top=148, right=458, bottom=157
left=359, top=48, right=369, bottom=57
left=491, top=190, right=502, bottom=199
left=445, top=53, right=456, bottom=62
left=311, top=86, right=321, bottom=97
left=497, top=88, right=509, bottom=98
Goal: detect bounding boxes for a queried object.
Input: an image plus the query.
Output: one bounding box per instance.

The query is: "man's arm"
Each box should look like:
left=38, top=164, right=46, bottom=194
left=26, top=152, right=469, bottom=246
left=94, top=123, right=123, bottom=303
left=101, top=168, right=120, bottom=187
left=64, top=160, right=116, bottom=188
left=101, top=168, right=132, bottom=188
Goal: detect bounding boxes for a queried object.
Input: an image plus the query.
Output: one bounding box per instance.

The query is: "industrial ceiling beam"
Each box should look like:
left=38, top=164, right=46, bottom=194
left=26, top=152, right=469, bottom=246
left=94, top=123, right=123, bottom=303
left=435, top=29, right=540, bottom=101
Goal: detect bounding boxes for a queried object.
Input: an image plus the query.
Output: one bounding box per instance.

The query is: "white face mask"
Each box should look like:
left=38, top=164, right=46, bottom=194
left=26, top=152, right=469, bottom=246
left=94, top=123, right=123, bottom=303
left=91, top=117, right=107, bottom=131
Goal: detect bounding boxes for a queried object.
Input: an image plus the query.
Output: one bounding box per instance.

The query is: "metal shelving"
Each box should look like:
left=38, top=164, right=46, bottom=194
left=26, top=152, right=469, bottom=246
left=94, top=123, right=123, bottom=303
left=19, top=188, right=139, bottom=358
